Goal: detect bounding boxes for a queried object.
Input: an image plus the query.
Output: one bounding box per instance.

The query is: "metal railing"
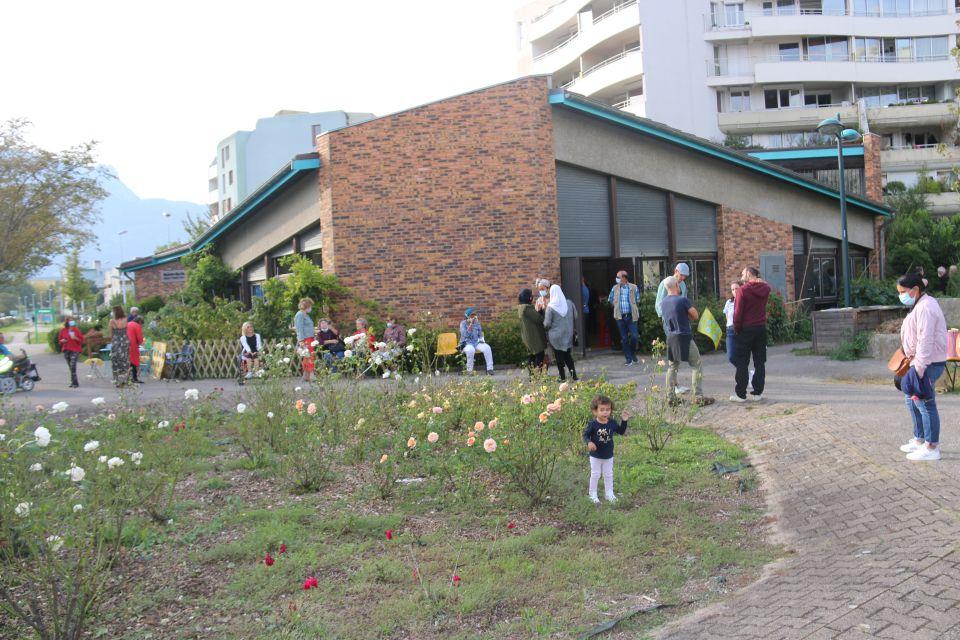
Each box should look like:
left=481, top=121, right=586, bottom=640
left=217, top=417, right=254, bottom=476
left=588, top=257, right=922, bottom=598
left=533, top=31, right=580, bottom=61
left=578, top=46, right=642, bottom=79
left=531, top=0, right=567, bottom=23
left=611, top=95, right=643, bottom=110
left=704, top=6, right=949, bottom=30
left=593, top=0, right=637, bottom=25
left=532, top=0, right=638, bottom=63
left=708, top=52, right=952, bottom=75
left=720, top=101, right=848, bottom=114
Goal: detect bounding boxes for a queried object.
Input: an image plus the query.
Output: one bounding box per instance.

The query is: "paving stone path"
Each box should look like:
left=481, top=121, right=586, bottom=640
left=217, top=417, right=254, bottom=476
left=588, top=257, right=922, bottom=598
left=655, top=397, right=960, bottom=640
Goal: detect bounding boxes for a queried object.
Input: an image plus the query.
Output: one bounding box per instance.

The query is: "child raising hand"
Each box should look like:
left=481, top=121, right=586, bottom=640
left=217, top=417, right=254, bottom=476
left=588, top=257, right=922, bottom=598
left=582, top=395, right=630, bottom=503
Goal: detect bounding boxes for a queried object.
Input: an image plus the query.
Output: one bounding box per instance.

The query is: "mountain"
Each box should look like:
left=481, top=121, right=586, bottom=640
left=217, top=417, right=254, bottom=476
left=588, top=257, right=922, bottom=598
left=38, top=168, right=208, bottom=278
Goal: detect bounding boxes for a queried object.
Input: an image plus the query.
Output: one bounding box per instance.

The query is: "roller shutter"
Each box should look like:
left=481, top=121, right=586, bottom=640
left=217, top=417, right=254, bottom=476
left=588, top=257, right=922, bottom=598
left=793, top=228, right=806, bottom=254
left=556, top=165, right=611, bottom=258
left=810, top=234, right=839, bottom=249
left=616, top=181, right=668, bottom=256
left=300, top=226, right=323, bottom=252
left=247, top=263, right=267, bottom=282
left=674, top=196, right=717, bottom=253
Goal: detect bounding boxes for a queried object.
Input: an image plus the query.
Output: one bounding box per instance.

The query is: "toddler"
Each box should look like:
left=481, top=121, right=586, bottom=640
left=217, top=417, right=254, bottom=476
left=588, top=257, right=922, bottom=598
left=582, top=395, right=630, bottom=503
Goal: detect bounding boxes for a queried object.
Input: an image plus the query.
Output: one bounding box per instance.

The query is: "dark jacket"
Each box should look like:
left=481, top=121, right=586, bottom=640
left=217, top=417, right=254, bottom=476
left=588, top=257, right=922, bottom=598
left=733, top=281, right=771, bottom=334
left=582, top=418, right=628, bottom=459
left=518, top=304, right=547, bottom=354
left=901, top=365, right=935, bottom=400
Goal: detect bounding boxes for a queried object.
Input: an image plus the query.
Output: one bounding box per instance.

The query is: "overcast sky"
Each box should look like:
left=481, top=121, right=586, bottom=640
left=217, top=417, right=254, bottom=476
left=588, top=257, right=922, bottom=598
left=1, top=0, right=522, bottom=204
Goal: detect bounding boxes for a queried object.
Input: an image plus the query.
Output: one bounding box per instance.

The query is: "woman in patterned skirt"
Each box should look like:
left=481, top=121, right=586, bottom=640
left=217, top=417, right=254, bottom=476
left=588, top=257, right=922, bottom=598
left=108, top=305, right=130, bottom=386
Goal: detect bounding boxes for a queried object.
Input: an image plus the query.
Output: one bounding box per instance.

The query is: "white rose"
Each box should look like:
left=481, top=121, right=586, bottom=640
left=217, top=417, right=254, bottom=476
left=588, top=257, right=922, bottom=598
left=83, top=440, right=99, bottom=452
left=90, top=397, right=105, bottom=406
left=50, top=402, right=69, bottom=414
left=157, top=420, right=170, bottom=429
left=184, top=388, right=199, bottom=400
left=343, top=335, right=356, bottom=346
left=294, top=386, right=302, bottom=392
left=375, top=342, right=386, bottom=350
left=344, top=350, right=352, bottom=358
left=407, top=328, right=416, bottom=336
left=73, top=504, right=83, bottom=513
left=130, top=451, right=143, bottom=465
left=46, top=535, right=64, bottom=552
left=394, top=373, right=401, bottom=380
left=282, top=357, right=290, bottom=364
left=29, top=463, right=42, bottom=472
left=34, top=427, right=51, bottom=447
left=406, top=345, right=414, bottom=352
left=107, top=457, right=124, bottom=469
left=381, top=371, right=390, bottom=379
left=14, top=502, right=30, bottom=517
left=267, top=412, right=275, bottom=419
left=414, top=377, right=420, bottom=384
left=98, top=456, right=107, bottom=463
left=0, top=433, right=5, bottom=441
left=67, top=466, right=86, bottom=482
left=236, top=403, right=247, bottom=414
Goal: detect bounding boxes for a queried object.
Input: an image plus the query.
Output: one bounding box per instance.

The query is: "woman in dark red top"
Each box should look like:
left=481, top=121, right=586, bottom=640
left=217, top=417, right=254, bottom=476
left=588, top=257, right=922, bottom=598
left=58, top=316, right=85, bottom=388
left=127, top=316, right=145, bottom=384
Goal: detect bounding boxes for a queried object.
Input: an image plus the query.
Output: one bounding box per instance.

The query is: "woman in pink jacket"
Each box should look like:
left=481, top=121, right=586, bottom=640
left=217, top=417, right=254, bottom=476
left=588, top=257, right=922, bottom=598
left=897, top=272, right=947, bottom=461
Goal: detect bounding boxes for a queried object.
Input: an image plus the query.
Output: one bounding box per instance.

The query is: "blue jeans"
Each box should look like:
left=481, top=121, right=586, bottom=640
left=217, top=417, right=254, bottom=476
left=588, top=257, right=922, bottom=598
left=616, top=316, right=638, bottom=363
left=904, top=362, right=945, bottom=444
left=726, top=327, right=736, bottom=365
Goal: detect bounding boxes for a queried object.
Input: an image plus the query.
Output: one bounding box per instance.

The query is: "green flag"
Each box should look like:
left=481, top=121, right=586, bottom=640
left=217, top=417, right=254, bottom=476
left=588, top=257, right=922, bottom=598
left=698, top=307, right=723, bottom=350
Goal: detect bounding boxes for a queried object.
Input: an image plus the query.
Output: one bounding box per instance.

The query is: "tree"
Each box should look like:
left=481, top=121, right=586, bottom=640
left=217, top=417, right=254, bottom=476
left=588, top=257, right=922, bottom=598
left=180, top=249, right=236, bottom=302
left=0, top=119, right=108, bottom=283
left=183, top=210, right=211, bottom=241
left=62, top=249, right=95, bottom=313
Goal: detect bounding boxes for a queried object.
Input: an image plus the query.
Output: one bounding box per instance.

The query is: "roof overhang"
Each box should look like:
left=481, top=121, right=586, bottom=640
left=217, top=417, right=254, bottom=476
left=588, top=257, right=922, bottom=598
left=548, top=90, right=892, bottom=218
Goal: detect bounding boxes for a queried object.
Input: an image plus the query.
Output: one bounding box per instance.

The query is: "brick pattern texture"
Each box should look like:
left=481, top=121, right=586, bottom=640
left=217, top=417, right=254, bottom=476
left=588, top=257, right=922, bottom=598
left=317, top=76, right=559, bottom=323
left=863, top=133, right=885, bottom=278
left=717, top=206, right=795, bottom=302
left=130, top=263, right=186, bottom=300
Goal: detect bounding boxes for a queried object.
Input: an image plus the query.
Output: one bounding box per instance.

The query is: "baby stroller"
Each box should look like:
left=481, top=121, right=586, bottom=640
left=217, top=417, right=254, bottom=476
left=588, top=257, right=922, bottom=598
left=0, top=350, right=41, bottom=394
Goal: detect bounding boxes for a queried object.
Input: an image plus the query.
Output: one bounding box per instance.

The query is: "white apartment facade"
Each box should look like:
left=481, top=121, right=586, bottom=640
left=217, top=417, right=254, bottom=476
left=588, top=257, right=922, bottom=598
left=517, top=0, right=960, bottom=205
left=208, top=110, right=374, bottom=221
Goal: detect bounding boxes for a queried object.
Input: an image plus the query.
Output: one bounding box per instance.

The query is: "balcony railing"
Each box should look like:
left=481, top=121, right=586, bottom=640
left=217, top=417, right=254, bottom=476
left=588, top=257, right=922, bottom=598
left=531, top=0, right=638, bottom=63
left=531, top=0, right=568, bottom=23
left=704, top=6, right=949, bottom=30
left=720, top=102, right=847, bottom=114
left=562, top=45, right=642, bottom=87
left=708, top=52, right=952, bottom=76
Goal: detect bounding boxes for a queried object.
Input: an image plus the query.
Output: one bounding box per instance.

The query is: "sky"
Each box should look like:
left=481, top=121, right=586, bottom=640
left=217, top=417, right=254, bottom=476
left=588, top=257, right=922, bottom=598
left=0, top=0, right=522, bottom=204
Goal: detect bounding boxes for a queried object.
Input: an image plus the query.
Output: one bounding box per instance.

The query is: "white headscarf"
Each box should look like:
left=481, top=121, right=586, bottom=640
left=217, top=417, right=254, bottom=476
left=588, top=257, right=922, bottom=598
left=547, top=284, right=569, bottom=317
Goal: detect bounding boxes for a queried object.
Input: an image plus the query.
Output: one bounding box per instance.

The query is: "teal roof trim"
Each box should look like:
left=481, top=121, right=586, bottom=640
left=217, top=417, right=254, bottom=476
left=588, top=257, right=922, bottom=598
left=122, top=156, right=320, bottom=273
left=749, top=147, right=864, bottom=161
left=548, top=92, right=891, bottom=218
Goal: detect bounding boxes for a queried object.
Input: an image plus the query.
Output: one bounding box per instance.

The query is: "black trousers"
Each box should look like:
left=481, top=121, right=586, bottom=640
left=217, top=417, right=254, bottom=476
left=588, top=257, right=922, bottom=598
left=734, top=325, right=766, bottom=398
left=527, top=351, right=545, bottom=373
left=555, top=348, right=577, bottom=381
left=64, top=351, right=79, bottom=386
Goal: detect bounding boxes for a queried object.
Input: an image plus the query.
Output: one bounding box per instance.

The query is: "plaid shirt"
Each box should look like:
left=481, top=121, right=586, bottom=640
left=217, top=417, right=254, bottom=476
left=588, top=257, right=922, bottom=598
left=608, top=284, right=640, bottom=315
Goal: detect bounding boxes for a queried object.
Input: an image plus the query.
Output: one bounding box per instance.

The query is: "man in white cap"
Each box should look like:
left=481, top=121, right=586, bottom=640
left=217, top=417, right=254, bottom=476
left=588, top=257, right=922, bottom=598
left=655, top=263, right=689, bottom=319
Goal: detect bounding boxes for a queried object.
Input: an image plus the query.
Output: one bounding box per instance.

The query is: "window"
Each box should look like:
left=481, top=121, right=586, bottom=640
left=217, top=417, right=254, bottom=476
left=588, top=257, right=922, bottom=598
left=225, top=198, right=232, bottom=212
left=778, top=42, right=801, bottom=61
left=694, top=259, right=718, bottom=299
left=904, top=131, right=939, bottom=147
left=811, top=257, right=838, bottom=298
left=303, top=249, right=323, bottom=268
left=804, top=36, right=849, bottom=61
left=857, top=85, right=898, bottom=107
left=250, top=283, right=264, bottom=299
left=725, top=3, right=745, bottom=25
left=777, top=0, right=799, bottom=14
left=228, top=170, right=234, bottom=186
left=729, top=88, right=750, bottom=111
left=850, top=256, right=868, bottom=280
left=640, top=260, right=665, bottom=293
left=898, top=85, right=935, bottom=103
left=915, top=36, right=948, bottom=60
left=765, top=87, right=802, bottom=109
left=804, top=90, right=833, bottom=106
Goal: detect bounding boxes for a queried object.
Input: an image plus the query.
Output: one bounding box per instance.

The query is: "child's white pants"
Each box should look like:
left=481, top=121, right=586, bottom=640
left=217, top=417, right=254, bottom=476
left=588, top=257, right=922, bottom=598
left=588, top=456, right=614, bottom=499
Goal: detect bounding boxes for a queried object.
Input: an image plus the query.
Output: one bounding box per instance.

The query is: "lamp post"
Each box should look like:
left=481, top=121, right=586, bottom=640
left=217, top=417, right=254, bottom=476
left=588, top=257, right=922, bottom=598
left=161, top=211, right=172, bottom=244
left=816, top=113, right=862, bottom=308
left=118, top=230, right=128, bottom=305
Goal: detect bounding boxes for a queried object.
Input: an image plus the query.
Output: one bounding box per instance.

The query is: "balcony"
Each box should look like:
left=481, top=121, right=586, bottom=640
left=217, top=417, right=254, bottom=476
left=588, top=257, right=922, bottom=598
left=526, top=0, right=590, bottom=42
left=612, top=94, right=646, bottom=117
left=718, top=104, right=858, bottom=134
left=532, top=0, right=639, bottom=73
left=706, top=53, right=956, bottom=85
left=881, top=144, right=960, bottom=172
left=868, top=102, right=957, bottom=131
left=927, top=191, right=960, bottom=217
left=562, top=46, right=643, bottom=97
left=704, top=8, right=955, bottom=40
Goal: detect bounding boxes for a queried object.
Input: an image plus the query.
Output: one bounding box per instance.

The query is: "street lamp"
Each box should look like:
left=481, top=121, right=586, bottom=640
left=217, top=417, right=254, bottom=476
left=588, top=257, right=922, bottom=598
left=161, top=211, right=172, bottom=244
left=816, top=113, right=862, bottom=308
left=118, top=230, right=128, bottom=305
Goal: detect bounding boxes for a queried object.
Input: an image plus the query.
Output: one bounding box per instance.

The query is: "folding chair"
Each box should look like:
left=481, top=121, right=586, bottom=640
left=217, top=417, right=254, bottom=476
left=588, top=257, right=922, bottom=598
left=435, top=332, right=459, bottom=371
left=166, top=344, right=196, bottom=380
left=83, top=358, right=106, bottom=380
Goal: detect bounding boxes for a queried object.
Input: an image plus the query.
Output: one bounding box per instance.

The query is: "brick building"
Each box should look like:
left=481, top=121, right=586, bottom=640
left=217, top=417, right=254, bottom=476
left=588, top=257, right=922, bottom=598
left=123, top=75, right=890, bottom=343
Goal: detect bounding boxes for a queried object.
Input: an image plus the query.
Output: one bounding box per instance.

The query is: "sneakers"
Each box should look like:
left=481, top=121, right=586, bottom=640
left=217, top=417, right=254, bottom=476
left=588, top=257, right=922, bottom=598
left=747, top=394, right=762, bottom=402
left=485, top=369, right=494, bottom=376
left=729, top=394, right=746, bottom=403
left=624, top=361, right=634, bottom=367
left=675, top=386, right=690, bottom=394
left=906, top=446, right=941, bottom=461
left=589, top=495, right=601, bottom=504
left=900, top=439, right=924, bottom=453
left=244, top=371, right=254, bottom=380
left=605, top=495, right=617, bottom=503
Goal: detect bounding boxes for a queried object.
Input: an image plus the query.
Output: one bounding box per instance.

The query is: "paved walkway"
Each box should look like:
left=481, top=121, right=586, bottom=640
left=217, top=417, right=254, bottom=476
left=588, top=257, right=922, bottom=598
left=651, top=350, right=960, bottom=640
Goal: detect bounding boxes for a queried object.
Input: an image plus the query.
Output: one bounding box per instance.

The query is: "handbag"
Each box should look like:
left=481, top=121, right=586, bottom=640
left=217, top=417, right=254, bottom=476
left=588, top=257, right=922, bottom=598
left=887, top=347, right=912, bottom=378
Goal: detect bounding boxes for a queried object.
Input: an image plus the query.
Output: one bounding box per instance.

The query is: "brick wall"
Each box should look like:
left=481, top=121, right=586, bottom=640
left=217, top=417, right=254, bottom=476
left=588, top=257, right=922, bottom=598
left=717, top=206, right=795, bottom=302
left=318, top=76, right=558, bottom=324
left=130, top=263, right=187, bottom=300
left=863, top=133, right=884, bottom=278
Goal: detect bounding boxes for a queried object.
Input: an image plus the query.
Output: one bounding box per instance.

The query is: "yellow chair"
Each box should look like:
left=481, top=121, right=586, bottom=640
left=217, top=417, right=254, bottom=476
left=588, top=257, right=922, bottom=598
left=436, top=333, right=458, bottom=356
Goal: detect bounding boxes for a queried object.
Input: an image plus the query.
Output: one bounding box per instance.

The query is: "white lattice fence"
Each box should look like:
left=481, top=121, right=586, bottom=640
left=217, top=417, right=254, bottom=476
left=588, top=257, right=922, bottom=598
left=165, top=339, right=301, bottom=379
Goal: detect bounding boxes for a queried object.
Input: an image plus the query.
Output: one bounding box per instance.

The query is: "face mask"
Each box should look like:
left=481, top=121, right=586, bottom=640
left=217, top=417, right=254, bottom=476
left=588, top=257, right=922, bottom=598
left=68, top=321, right=76, bottom=327
left=899, top=291, right=916, bottom=306
left=386, top=322, right=393, bottom=328
left=539, top=290, right=547, bottom=297
left=615, top=277, right=622, bottom=284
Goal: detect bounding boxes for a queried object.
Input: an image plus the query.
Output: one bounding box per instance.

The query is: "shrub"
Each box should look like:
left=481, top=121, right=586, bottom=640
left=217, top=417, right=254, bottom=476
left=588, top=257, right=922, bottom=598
left=829, top=331, right=871, bottom=361
left=852, top=277, right=899, bottom=307
left=134, top=295, right=165, bottom=315
left=147, top=298, right=247, bottom=342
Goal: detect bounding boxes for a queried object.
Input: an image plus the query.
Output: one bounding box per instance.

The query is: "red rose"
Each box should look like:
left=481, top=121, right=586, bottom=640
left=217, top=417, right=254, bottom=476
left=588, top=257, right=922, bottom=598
left=452, top=575, right=461, bottom=587
left=413, top=568, right=419, bottom=580
left=507, top=521, right=516, bottom=530
left=279, top=544, right=287, bottom=554
left=174, top=421, right=185, bottom=433
left=264, top=554, right=274, bottom=566
left=302, top=579, right=312, bottom=590
left=308, top=576, right=318, bottom=588
left=385, top=530, right=393, bottom=540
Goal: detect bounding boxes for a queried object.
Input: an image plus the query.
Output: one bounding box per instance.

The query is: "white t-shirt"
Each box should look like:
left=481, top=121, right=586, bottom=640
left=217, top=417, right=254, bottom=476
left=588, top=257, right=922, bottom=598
left=723, top=298, right=735, bottom=328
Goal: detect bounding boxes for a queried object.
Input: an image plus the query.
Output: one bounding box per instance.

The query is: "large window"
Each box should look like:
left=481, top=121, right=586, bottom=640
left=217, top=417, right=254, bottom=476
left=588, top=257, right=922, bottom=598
left=898, top=85, right=936, bottom=103
left=850, top=256, right=869, bottom=280
left=811, top=257, right=838, bottom=298
left=856, top=85, right=898, bottom=107
left=804, top=90, right=834, bottom=106
left=729, top=88, right=751, bottom=111
left=640, top=259, right=666, bottom=293
left=804, top=36, right=849, bottom=61
left=765, top=87, right=802, bottom=109
left=676, top=258, right=719, bottom=300
left=915, top=36, right=949, bottom=60
left=778, top=42, right=801, bottom=61
left=725, top=3, right=745, bottom=25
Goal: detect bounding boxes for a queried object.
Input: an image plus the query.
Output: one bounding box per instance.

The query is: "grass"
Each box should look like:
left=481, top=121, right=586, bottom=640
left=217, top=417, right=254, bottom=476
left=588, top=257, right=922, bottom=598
left=108, top=424, right=776, bottom=640
left=790, top=346, right=816, bottom=356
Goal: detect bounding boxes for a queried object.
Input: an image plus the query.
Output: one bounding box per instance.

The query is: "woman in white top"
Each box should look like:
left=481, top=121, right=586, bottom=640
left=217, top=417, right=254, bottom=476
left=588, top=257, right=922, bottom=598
left=239, top=321, right=263, bottom=380
left=723, top=281, right=740, bottom=365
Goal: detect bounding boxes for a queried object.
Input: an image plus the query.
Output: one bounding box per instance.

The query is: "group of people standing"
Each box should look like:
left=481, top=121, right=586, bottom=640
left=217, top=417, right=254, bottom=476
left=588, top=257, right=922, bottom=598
left=56, top=306, right=145, bottom=388
left=518, top=280, right=579, bottom=382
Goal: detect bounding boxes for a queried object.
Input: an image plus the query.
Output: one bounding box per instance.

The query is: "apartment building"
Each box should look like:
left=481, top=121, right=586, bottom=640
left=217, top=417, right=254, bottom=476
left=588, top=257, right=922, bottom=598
left=517, top=0, right=960, bottom=211
left=208, top=109, right=374, bottom=221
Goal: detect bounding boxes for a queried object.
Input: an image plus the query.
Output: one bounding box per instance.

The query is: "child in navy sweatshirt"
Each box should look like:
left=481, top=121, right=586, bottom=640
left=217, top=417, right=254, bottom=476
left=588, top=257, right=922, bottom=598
left=582, top=395, right=630, bottom=503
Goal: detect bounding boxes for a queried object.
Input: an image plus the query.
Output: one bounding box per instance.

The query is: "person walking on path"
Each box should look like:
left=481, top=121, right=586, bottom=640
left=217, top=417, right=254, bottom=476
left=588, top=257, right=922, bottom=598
left=57, top=316, right=85, bottom=388
left=897, top=272, right=948, bottom=461
left=582, top=395, right=630, bottom=504
left=108, top=306, right=130, bottom=387
left=127, top=315, right=145, bottom=384
left=459, top=308, right=494, bottom=375
left=544, top=284, right=579, bottom=382
left=518, top=289, right=548, bottom=375
left=655, top=263, right=689, bottom=319
left=606, top=270, right=641, bottom=366
left=294, top=298, right=316, bottom=383
left=730, top=267, right=770, bottom=402
left=661, top=277, right=714, bottom=406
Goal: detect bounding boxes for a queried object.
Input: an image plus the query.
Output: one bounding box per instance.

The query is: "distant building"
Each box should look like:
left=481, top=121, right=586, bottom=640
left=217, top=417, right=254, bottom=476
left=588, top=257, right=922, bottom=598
left=208, top=110, right=374, bottom=220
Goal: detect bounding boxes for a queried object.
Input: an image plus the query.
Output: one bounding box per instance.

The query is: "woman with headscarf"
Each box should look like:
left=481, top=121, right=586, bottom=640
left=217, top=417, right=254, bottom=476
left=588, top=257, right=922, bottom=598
left=543, top=284, right=578, bottom=382
left=518, top=289, right=548, bottom=375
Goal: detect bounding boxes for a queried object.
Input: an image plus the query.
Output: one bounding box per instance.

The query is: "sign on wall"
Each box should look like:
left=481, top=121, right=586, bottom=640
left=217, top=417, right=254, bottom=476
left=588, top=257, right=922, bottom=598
left=160, top=270, right=186, bottom=284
